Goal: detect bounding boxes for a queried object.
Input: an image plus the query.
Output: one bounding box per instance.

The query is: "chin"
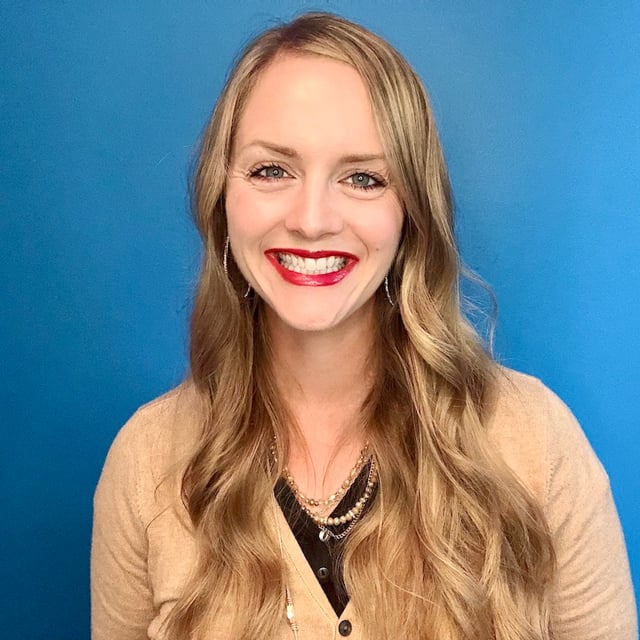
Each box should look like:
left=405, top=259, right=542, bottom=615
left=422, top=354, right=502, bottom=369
left=273, top=310, right=344, bottom=333
left=262, top=293, right=375, bottom=335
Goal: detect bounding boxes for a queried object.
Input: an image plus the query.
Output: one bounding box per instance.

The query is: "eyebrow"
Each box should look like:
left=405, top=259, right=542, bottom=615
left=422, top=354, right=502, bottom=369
left=239, top=140, right=387, bottom=165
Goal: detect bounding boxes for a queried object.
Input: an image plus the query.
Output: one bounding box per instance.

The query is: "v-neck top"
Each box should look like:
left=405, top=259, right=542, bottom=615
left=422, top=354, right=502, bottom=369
left=91, top=370, right=638, bottom=639
left=274, top=462, right=375, bottom=616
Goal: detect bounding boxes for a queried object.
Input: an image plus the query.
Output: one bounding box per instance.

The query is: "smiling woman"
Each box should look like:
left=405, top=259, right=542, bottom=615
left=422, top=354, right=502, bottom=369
left=226, top=54, right=403, bottom=333
left=91, top=12, right=637, bottom=640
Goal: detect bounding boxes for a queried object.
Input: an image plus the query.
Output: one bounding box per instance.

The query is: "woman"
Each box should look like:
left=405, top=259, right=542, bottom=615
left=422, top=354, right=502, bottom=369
left=91, top=12, right=637, bottom=640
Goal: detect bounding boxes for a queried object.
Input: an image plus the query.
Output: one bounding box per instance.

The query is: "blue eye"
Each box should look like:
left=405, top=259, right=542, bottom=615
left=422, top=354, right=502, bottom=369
left=346, top=172, right=384, bottom=191
left=250, top=164, right=288, bottom=180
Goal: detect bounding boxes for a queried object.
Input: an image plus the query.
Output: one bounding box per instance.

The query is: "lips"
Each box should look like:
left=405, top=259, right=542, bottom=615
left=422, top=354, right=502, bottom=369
left=265, top=248, right=358, bottom=286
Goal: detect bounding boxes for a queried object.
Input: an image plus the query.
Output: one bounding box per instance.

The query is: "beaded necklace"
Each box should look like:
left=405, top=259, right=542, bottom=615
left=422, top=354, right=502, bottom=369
left=283, top=444, right=370, bottom=510
left=272, top=441, right=377, bottom=542
left=272, top=442, right=379, bottom=637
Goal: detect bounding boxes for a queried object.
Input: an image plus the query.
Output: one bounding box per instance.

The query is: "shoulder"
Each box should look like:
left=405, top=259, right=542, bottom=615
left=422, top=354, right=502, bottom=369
left=488, top=370, right=638, bottom=637
left=109, top=380, right=203, bottom=462
left=92, top=382, right=204, bottom=638
left=96, top=380, right=204, bottom=524
left=485, top=367, right=608, bottom=508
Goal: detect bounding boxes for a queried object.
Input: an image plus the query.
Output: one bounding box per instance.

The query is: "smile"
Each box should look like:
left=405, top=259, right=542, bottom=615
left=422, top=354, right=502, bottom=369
left=277, top=252, right=347, bottom=275
left=265, top=249, right=358, bottom=286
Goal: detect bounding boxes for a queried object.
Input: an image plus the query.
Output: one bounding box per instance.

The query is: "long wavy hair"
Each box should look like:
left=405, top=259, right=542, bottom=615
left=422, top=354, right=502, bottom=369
left=164, top=12, right=555, bottom=640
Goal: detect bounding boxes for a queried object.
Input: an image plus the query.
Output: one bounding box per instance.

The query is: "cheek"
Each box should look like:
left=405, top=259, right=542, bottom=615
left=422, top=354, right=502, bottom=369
left=225, top=186, right=276, bottom=240
left=359, top=203, right=403, bottom=255
left=225, top=187, right=251, bottom=236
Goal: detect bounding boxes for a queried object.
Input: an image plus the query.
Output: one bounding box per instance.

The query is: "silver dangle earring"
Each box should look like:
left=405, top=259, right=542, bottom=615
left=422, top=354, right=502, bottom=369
left=223, top=236, right=252, bottom=299
left=384, top=273, right=395, bottom=306
left=223, top=236, right=230, bottom=276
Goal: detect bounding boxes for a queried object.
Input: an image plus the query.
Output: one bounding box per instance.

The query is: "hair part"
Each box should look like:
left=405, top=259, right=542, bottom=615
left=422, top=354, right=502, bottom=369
left=164, top=12, right=555, bottom=640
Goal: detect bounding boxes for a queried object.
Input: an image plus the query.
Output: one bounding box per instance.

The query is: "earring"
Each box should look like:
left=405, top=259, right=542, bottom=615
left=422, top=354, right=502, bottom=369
left=384, top=274, right=395, bottom=306
left=223, top=236, right=252, bottom=299
left=223, top=236, right=230, bottom=276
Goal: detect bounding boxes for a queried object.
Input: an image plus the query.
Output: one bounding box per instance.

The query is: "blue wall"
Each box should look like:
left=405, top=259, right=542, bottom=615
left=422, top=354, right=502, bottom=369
left=1, top=2, right=638, bottom=637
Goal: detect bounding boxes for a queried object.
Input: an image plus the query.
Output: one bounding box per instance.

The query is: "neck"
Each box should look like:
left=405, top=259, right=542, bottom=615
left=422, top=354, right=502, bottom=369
left=265, top=303, right=377, bottom=495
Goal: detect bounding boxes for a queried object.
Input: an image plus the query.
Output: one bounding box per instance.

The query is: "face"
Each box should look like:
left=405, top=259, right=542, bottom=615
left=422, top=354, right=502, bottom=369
left=225, top=53, right=403, bottom=335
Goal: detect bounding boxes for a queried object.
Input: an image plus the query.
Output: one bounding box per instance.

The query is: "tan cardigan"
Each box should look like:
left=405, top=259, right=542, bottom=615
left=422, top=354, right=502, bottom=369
left=91, top=369, right=638, bottom=639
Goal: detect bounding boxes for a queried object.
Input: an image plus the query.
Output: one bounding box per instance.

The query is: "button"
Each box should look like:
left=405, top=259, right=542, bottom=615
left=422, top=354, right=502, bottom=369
left=316, top=566, right=330, bottom=582
left=338, top=619, right=352, bottom=636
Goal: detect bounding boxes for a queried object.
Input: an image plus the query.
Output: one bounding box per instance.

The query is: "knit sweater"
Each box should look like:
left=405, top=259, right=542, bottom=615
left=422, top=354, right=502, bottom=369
left=91, top=369, right=638, bottom=639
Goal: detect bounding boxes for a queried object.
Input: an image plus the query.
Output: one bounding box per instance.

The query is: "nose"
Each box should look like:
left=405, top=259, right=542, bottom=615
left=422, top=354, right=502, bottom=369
left=284, top=177, right=344, bottom=240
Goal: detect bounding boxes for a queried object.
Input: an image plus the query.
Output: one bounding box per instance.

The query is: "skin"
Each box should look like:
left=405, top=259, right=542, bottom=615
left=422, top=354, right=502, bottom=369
left=225, top=53, right=403, bottom=496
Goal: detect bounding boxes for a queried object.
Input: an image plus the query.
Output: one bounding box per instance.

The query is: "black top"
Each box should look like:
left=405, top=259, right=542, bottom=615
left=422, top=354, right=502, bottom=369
left=274, top=462, right=374, bottom=616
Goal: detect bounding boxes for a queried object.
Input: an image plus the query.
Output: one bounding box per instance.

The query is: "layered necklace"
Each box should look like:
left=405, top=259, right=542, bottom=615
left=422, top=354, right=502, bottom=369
left=273, top=442, right=378, bottom=542
left=272, top=442, right=378, bottom=639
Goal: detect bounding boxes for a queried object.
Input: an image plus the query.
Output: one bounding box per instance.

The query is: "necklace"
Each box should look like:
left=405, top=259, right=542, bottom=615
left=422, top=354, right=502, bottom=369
left=283, top=444, right=370, bottom=509
left=301, top=456, right=377, bottom=541
left=271, top=439, right=378, bottom=542
left=271, top=450, right=378, bottom=639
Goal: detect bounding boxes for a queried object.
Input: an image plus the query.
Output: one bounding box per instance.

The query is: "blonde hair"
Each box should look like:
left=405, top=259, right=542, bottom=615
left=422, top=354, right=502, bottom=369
left=165, top=12, right=555, bottom=639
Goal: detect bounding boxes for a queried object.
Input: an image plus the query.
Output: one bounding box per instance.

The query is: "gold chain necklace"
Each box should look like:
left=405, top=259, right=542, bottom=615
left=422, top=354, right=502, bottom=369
left=271, top=440, right=378, bottom=542
left=282, top=444, right=370, bottom=509
left=298, top=456, right=377, bottom=541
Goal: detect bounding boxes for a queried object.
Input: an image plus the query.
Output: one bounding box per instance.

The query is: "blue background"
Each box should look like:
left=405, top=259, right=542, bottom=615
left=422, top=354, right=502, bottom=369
left=1, top=2, right=638, bottom=637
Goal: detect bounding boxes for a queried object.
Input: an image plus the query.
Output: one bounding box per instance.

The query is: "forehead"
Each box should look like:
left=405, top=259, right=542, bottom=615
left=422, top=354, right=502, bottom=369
left=234, top=53, right=383, bottom=156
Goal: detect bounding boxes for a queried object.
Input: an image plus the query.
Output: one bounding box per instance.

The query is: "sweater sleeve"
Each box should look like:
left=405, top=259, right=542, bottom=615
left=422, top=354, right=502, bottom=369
left=91, top=412, right=155, bottom=640
left=541, top=384, right=638, bottom=639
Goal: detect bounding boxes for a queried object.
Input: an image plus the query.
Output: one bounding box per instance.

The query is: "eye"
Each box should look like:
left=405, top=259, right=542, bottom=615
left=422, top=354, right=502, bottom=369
left=248, top=163, right=290, bottom=180
left=344, top=171, right=385, bottom=191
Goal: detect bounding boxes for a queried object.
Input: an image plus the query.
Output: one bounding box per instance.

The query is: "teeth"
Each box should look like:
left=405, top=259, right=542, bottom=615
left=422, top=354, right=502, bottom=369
left=277, top=253, right=347, bottom=275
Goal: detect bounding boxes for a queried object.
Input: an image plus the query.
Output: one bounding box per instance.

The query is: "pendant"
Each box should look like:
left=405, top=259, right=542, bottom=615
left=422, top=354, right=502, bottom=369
left=319, top=528, right=330, bottom=542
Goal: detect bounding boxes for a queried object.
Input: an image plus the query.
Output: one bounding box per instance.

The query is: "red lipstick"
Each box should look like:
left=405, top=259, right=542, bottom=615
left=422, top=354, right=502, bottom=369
left=265, top=248, right=358, bottom=286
